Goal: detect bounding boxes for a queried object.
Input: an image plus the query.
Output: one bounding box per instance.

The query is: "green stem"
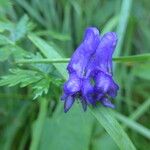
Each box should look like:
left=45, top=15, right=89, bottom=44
left=30, top=98, right=48, bottom=150
left=15, top=54, right=150, bottom=64
left=113, top=53, right=150, bottom=63
left=15, top=58, right=70, bottom=64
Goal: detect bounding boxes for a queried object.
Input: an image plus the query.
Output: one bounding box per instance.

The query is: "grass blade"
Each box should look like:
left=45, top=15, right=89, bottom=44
left=114, top=112, right=150, bottom=139
left=90, top=107, right=136, bottom=150
left=114, top=0, right=133, bottom=57
left=130, top=98, right=150, bottom=120
left=15, top=0, right=45, bottom=27
left=30, top=98, right=48, bottom=150
left=102, top=15, right=119, bottom=34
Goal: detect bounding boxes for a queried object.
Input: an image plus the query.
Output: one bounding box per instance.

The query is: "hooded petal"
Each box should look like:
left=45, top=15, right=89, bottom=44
left=80, top=98, right=87, bottom=111
left=81, top=78, right=95, bottom=105
left=94, top=71, right=119, bottom=101
left=94, top=71, right=111, bottom=94
left=67, top=27, right=100, bottom=78
left=101, top=97, right=115, bottom=108
left=89, top=32, right=117, bottom=74
left=64, top=96, right=75, bottom=113
left=107, top=80, right=119, bottom=98
left=63, top=73, right=81, bottom=95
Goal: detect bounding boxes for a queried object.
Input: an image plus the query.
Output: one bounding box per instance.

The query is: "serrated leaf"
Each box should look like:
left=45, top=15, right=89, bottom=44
left=0, top=68, right=60, bottom=99
left=0, top=69, right=42, bottom=87
left=33, top=78, right=50, bottom=99
left=0, top=45, right=30, bottom=62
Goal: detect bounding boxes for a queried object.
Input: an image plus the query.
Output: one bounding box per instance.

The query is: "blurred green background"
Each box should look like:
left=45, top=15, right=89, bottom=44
left=0, top=0, right=150, bottom=150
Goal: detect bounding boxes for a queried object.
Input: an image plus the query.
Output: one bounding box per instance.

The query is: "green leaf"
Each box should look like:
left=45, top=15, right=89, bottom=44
left=0, top=69, right=42, bottom=87
left=39, top=103, right=94, bottom=150
left=0, top=22, right=14, bottom=32
left=102, top=15, right=119, bottom=34
left=114, top=112, right=150, bottom=139
left=10, top=15, right=29, bottom=42
left=90, top=107, right=136, bottom=150
left=35, top=30, right=71, bottom=41
left=32, top=78, right=50, bottom=99
left=92, top=134, right=119, bottom=150
left=130, top=98, right=150, bottom=120
left=0, top=46, right=12, bottom=61
left=0, top=34, right=14, bottom=45
left=28, top=34, right=68, bottom=78
left=0, top=68, right=51, bottom=99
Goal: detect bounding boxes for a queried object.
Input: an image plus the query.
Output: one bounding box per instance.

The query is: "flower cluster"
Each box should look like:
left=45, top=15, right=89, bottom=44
left=61, top=27, right=119, bottom=112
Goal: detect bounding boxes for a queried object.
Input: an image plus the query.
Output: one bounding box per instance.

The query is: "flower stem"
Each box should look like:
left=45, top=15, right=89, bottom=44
left=15, top=58, right=70, bottom=64
left=113, top=53, right=150, bottom=63
left=15, top=54, right=150, bottom=64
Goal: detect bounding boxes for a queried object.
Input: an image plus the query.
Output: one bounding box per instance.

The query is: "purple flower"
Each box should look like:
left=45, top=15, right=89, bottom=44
left=67, top=27, right=100, bottom=78
left=61, top=27, right=119, bottom=112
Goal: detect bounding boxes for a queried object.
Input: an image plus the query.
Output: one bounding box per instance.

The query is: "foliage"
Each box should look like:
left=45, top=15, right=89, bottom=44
left=0, top=0, right=150, bottom=150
